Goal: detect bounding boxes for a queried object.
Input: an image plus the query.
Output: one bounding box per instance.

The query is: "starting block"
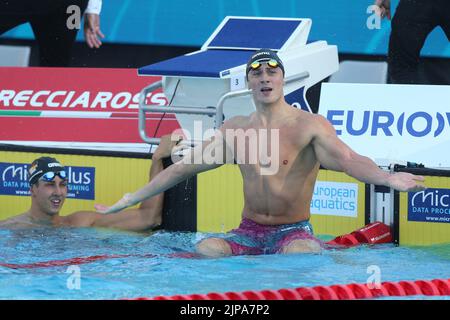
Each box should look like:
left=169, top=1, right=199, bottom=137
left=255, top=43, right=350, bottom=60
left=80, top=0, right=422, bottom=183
left=137, top=16, right=338, bottom=144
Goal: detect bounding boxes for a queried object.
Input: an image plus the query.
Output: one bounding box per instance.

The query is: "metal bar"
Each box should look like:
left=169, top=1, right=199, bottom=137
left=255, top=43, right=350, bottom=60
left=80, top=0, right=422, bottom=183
left=284, top=71, right=310, bottom=84
left=140, top=106, right=216, bottom=115
left=138, top=71, right=310, bottom=144
left=139, top=81, right=163, bottom=144
left=138, top=81, right=216, bottom=143
left=139, top=80, right=163, bottom=107
left=214, top=88, right=251, bottom=127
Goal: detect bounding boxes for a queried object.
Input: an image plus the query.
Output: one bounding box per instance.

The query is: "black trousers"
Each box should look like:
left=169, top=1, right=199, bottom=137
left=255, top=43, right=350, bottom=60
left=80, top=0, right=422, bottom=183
left=388, top=0, right=450, bottom=84
left=0, top=0, right=89, bottom=66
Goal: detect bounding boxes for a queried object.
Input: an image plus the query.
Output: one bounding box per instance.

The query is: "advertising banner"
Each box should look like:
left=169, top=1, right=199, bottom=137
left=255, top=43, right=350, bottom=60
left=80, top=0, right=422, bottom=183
left=0, top=67, right=180, bottom=153
left=408, top=188, right=450, bottom=224
left=0, top=161, right=95, bottom=200
left=319, top=83, right=450, bottom=168
left=311, top=181, right=359, bottom=217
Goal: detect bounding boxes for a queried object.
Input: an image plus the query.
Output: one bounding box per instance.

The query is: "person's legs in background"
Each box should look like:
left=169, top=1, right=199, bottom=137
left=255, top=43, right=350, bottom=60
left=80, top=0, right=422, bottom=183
left=387, top=0, right=437, bottom=84
left=436, top=0, right=450, bottom=42
left=0, top=0, right=36, bottom=35
left=30, top=0, right=88, bottom=67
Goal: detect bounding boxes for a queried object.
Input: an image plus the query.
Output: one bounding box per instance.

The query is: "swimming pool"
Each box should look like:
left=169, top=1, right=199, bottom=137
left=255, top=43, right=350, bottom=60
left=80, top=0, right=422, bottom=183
left=0, top=227, right=449, bottom=300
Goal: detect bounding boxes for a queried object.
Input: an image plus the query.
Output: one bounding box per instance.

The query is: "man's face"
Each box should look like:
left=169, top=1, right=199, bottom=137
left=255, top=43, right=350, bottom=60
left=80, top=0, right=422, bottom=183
left=247, top=62, right=284, bottom=105
left=31, top=176, right=67, bottom=216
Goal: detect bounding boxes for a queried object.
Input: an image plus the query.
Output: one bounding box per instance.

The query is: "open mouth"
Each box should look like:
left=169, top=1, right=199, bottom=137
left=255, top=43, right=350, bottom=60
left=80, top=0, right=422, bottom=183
left=50, top=199, right=62, bottom=207
left=261, top=87, right=272, bottom=93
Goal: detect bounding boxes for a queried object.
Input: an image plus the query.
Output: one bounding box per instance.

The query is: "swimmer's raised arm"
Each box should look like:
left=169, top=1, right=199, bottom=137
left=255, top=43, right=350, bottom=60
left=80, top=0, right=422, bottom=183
left=312, top=115, right=426, bottom=192
left=95, top=130, right=232, bottom=214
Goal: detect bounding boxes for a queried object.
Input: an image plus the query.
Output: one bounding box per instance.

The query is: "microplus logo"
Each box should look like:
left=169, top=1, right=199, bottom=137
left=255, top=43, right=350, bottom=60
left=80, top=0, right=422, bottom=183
left=0, top=162, right=95, bottom=200
left=327, top=110, right=450, bottom=138
left=408, top=188, right=450, bottom=224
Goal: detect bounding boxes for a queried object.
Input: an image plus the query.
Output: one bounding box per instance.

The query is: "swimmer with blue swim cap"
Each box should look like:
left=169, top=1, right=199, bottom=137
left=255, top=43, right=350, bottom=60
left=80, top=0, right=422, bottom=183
left=0, top=136, right=179, bottom=230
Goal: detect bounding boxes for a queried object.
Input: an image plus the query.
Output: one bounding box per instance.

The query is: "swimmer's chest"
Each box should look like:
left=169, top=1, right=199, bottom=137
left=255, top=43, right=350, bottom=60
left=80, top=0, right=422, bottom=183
left=234, top=125, right=314, bottom=172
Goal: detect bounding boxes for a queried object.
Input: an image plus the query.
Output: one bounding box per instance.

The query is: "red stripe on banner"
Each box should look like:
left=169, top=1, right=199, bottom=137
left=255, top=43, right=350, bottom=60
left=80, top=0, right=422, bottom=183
left=0, top=117, right=180, bottom=143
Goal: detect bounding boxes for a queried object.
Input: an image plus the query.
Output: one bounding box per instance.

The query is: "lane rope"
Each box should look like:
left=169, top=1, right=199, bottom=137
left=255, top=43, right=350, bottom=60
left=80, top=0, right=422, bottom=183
left=130, top=278, right=450, bottom=300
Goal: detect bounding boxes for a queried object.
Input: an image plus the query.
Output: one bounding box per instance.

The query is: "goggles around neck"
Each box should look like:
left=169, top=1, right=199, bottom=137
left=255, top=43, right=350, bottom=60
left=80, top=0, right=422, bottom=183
left=38, top=170, right=67, bottom=182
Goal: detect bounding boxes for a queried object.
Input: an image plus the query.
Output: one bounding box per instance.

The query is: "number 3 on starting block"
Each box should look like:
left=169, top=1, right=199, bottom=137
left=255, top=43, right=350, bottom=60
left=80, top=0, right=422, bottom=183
left=230, top=74, right=246, bottom=91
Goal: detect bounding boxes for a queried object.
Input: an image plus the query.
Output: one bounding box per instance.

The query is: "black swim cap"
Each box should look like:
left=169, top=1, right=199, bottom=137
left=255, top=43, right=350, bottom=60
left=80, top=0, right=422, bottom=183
left=28, top=157, right=65, bottom=185
left=246, top=48, right=285, bottom=78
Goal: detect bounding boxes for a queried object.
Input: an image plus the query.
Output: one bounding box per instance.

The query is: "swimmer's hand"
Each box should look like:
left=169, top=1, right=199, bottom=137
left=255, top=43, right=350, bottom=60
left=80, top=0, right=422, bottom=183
left=387, top=172, right=426, bottom=192
left=95, top=193, right=134, bottom=214
left=374, top=0, right=391, bottom=20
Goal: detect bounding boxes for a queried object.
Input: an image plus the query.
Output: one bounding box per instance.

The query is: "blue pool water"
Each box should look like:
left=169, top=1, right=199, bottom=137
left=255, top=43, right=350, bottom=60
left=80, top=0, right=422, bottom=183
left=0, top=227, right=449, bottom=300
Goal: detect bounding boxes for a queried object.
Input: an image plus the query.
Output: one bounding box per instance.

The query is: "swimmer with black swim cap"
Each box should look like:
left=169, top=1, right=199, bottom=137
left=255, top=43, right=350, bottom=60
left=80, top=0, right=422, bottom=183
left=0, top=135, right=179, bottom=229
left=98, top=47, right=426, bottom=258
left=28, top=157, right=67, bottom=186
left=246, top=48, right=285, bottom=79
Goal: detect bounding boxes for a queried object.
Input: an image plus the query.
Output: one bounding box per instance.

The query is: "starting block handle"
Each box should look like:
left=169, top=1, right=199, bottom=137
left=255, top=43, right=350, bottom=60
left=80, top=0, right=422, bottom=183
left=139, top=81, right=163, bottom=144
left=215, top=88, right=251, bottom=129
left=138, top=71, right=310, bottom=145
left=138, top=81, right=216, bottom=144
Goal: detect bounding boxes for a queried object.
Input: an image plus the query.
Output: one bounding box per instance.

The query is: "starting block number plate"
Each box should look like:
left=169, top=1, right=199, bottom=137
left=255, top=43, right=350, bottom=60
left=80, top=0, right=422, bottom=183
left=230, top=74, right=246, bottom=91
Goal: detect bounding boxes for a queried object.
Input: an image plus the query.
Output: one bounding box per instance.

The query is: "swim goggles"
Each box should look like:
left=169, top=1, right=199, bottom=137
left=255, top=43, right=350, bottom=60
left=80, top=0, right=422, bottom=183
left=249, top=59, right=280, bottom=71
left=39, top=170, right=67, bottom=182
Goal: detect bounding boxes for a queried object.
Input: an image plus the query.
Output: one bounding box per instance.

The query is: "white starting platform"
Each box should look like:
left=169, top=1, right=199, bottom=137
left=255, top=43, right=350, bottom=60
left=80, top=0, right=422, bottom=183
left=137, top=16, right=338, bottom=144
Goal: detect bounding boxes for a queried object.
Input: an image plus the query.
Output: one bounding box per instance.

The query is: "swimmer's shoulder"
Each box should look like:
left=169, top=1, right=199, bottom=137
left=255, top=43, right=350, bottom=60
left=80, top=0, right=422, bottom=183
left=293, top=111, right=332, bottom=130
left=0, top=213, right=37, bottom=229
left=310, top=113, right=336, bottom=134
left=221, top=115, right=252, bottom=130
left=0, top=212, right=27, bottom=224
left=63, top=210, right=97, bottom=227
left=287, top=110, right=335, bottom=144
left=0, top=219, right=16, bottom=228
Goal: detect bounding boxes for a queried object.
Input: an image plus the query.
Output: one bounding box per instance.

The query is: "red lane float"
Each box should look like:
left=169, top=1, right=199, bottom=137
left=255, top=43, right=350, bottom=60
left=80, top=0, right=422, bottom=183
left=415, top=280, right=441, bottom=296
left=135, top=278, right=450, bottom=300
left=382, top=281, right=406, bottom=296
left=346, top=283, right=373, bottom=299
left=431, top=279, right=450, bottom=295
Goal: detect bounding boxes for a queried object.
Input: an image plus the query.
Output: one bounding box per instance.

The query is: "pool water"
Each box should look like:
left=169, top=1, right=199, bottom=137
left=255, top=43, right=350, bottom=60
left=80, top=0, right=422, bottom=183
left=0, top=227, right=449, bottom=300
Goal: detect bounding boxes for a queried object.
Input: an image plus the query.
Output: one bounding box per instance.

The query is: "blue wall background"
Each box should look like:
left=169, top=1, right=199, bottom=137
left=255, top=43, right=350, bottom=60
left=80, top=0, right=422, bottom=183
left=2, top=0, right=449, bottom=57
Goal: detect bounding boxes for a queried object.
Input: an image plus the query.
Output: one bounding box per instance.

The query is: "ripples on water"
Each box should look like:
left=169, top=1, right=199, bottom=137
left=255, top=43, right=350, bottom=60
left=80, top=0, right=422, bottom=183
left=0, top=228, right=449, bottom=300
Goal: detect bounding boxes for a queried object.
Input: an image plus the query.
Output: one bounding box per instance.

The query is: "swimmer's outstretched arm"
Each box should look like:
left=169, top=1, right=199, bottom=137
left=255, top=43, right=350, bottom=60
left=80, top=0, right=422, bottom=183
left=66, top=135, right=178, bottom=231
left=95, top=134, right=229, bottom=214
left=312, top=115, right=426, bottom=192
